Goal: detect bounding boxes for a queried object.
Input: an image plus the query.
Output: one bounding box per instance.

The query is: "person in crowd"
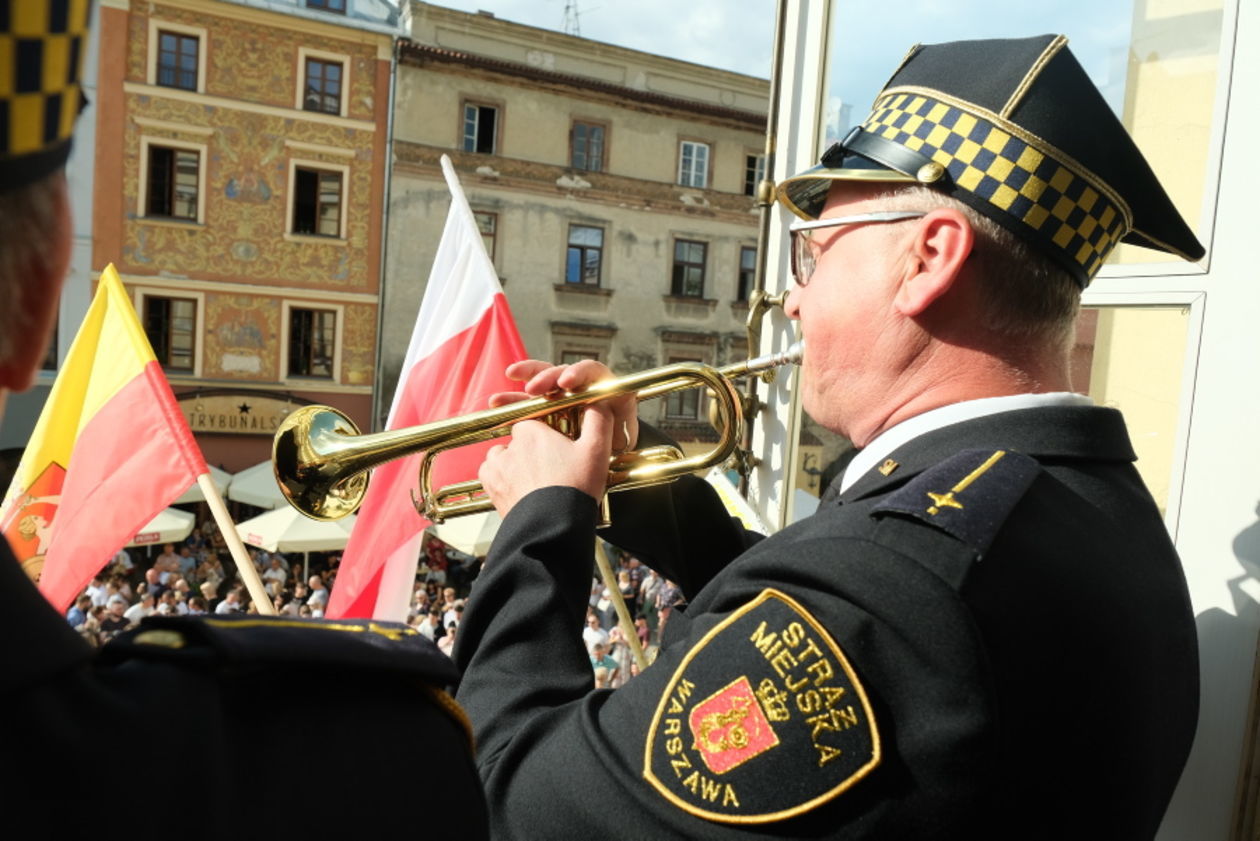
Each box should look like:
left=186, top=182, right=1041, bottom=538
left=417, top=607, right=443, bottom=642
left=306, top=574, right=329, bottom=608
left=452, top=34, right=1201, bottom=839
left=438, top=622, right=459, bottom=658
left=98, top=595, right=132, bottom=640
left=261, top=556, right=287, bottom=594
left=580, top=611, right=609, bottom=656
left=123, top=591, right=155, bottom=625
left=214, top=587, right=245, bottom=615
left=66, top=594, right=92, bottom=628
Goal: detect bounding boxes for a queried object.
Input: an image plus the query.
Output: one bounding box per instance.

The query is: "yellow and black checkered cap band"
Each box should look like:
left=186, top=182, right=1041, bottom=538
left=0, top=0, right=92, bottom=189
left=864, top=91, right=1130, bottom=284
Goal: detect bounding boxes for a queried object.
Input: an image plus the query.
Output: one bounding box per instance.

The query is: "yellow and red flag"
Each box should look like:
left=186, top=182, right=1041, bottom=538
left=0, top=264, right=207, bottom=612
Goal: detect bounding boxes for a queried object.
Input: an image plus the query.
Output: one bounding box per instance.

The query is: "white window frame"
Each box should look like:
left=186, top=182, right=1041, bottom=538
left=138, top=136, right=208, bottom=223
left=285, top=158, right=350, bottom=241
left=280, top=300, right=344, bottom=385
left=147, top=19, right=207, bottom=94
left=678, top=140, right=710, bottom=188
left=462, top=100, right=500, bottom=155
left=133, top=287, right=205, bottom=378
left=295, top=47, right=350, bottom=119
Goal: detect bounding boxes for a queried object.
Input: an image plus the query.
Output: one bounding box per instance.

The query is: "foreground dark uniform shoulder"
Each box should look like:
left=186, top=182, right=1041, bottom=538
left=0, top=539, right=487, bottom=837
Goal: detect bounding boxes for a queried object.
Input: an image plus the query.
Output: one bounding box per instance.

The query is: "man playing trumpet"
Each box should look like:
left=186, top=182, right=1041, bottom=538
left=455, top=35, right=1201, bottom=839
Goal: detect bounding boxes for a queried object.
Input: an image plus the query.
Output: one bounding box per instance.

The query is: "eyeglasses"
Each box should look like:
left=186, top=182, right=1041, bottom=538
left=788, top=211, right=927, bottom=286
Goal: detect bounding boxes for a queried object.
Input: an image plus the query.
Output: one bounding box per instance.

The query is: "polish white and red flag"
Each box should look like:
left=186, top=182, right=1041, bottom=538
left=326, top=155, right=527, bottom=621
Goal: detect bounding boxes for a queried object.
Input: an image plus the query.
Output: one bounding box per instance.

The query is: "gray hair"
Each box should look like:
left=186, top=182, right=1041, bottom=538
left=0, top=172, right=65, bottom=365
left=875, top=185, right=1081, bottom=352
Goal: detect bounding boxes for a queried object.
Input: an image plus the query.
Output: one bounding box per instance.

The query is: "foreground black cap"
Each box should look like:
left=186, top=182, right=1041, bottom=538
left=0, top=0, right=92, bottom=193
left=778, top=35, right=1205, bottom=287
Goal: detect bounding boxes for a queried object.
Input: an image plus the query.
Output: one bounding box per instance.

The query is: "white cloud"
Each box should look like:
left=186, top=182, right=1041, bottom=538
left=423, top=0, right=775, bottom=78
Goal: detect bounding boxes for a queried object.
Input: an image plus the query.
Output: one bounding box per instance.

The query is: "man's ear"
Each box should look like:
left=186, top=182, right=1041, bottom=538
left=0, top=176, right=71, bottom=393
left=893, top=208, right=973, bottom=317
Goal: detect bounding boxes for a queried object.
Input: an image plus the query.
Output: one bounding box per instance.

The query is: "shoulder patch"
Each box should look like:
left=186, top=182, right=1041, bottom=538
left=873, top=448, right=1040, bottom=554
left=643, top=589, right=879, bottom=824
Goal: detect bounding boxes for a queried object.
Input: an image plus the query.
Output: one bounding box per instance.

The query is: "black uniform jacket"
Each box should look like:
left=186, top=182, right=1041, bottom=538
left=0, top=540, right=488, bottom=838
left=455, top=405, right=1199, bottom=840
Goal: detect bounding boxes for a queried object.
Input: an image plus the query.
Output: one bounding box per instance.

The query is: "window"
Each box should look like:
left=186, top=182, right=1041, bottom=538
left=561, top=350, right=600, bottom=364
left=303, top=58, right=343, bottom=115
left=291, top=167, right=343, bottom=237
left=144, top=296, right=197, bottom=373
left=744, top=154, right=766, bottom=197
left=738, top=246, right=757, bottom=301
left=463, top=103, right=498, bottom=155
left=305, top=0, right=346, bottom=12
left=665, top=357, right=703, bottom=419
left=288, top=308, right=337, bottom=378
left=678, top=141, right=710, bottom=188
left=146, top=146, right=200, bottom=220
left=571, top=121, right=605, bottom=172
left=474, top=211, right=497, bottom=260
left=671, top=240, right=707, bottom=298
left=566, top=225, right=604, bottom=286
left=156, top=30, right=199, bottom=91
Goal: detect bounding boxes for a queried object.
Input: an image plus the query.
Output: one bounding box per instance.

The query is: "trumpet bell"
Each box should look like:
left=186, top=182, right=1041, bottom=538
left=273, top=405, right=370, bottom=521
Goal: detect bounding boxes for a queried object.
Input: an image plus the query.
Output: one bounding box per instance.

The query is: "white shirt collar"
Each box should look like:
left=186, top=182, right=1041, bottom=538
left=838, top=392, right=1094, bottom=493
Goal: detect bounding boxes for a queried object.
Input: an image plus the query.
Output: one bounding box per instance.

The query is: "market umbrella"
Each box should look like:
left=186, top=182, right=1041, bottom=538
left=125, top=507, right=196, bottom=548
left=172, top=464, right=231, bottom=505
left=227, top=460, right=287, bottom=510
left=431, top=510, right=500, bottom=557
left=236, top=506, right=357, bottom=586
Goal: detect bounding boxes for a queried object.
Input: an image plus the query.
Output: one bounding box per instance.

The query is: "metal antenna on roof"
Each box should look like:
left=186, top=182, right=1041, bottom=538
left=562, top=0, right=581, bottom=36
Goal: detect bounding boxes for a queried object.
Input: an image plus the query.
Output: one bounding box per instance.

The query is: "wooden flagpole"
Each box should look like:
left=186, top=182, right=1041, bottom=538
left=198, top=473, right=275, bottom=615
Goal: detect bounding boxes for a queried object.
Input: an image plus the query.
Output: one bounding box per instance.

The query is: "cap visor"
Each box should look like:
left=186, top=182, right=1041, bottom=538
left=777, top=151, right=913, bottom=219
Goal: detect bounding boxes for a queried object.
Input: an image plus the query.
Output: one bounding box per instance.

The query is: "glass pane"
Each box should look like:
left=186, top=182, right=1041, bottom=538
left=821, top=0, right=1222, bottom=265
left=1072, top=305, right=1189, bottom=513
left=569, top=225, right=603, bottom=247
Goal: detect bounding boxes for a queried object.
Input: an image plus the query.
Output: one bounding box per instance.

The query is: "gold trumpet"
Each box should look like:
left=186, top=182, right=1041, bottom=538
left=272, top=341, right=803, bottom=523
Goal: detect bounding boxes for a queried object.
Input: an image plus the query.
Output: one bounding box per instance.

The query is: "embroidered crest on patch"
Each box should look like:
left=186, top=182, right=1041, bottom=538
left=643, top=589, right=880, bottom=823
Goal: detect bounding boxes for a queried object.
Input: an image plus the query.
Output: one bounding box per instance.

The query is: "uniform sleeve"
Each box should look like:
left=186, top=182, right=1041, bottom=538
left=453, top=491, right=998, bottom=840
left=597, top=423, right=761, bottom=598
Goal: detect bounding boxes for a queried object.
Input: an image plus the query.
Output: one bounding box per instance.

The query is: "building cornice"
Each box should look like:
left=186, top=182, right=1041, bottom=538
left=393, top=142, right=761, bottom=226
left=398, top=41, right=766, bottom=131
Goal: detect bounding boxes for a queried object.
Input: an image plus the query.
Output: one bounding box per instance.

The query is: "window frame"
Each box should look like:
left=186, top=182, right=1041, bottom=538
left=677, top=139, right=711, bottom=189
left=134, top=288, right=205, bottom=378
left=147, top=20, right=207, bottom=94
left=281, top=301, right=344, bottom=383
left=737, top=245, right=757, bottom=302
left=671, top=238, right=708, bottom=298
left=138, top=137, right=206, bottom=223
left=570, top=119, right=608, bottom=173
left=286, top=159, right=349, bottom=240
left=663, top=355, right=705, bottom=419
left=744, top=152, right=767, bottom=197
left=461, top=100, right=502, bottom=156
left=305, top=0, right=347, bottom=13
left=473, top=210, right=498, bottom=262
left=296, top=48, right=349, bottom=118
left=565, top=224, right=605, bottom=287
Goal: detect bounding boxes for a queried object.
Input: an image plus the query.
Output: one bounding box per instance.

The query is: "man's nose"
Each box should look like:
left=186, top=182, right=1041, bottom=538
left=783, top=284, right=803, bottom=319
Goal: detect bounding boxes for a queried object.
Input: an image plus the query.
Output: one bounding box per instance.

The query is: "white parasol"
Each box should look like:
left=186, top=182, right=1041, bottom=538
left=125, top=507, right=196, bottom=548
left=172, top=464, right=232, bottom=505
left=227, top=460, right=288, bottom=510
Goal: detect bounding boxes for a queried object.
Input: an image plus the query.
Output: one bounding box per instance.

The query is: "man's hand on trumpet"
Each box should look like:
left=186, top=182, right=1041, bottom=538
left=479, top=358, right=639, bottom=519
